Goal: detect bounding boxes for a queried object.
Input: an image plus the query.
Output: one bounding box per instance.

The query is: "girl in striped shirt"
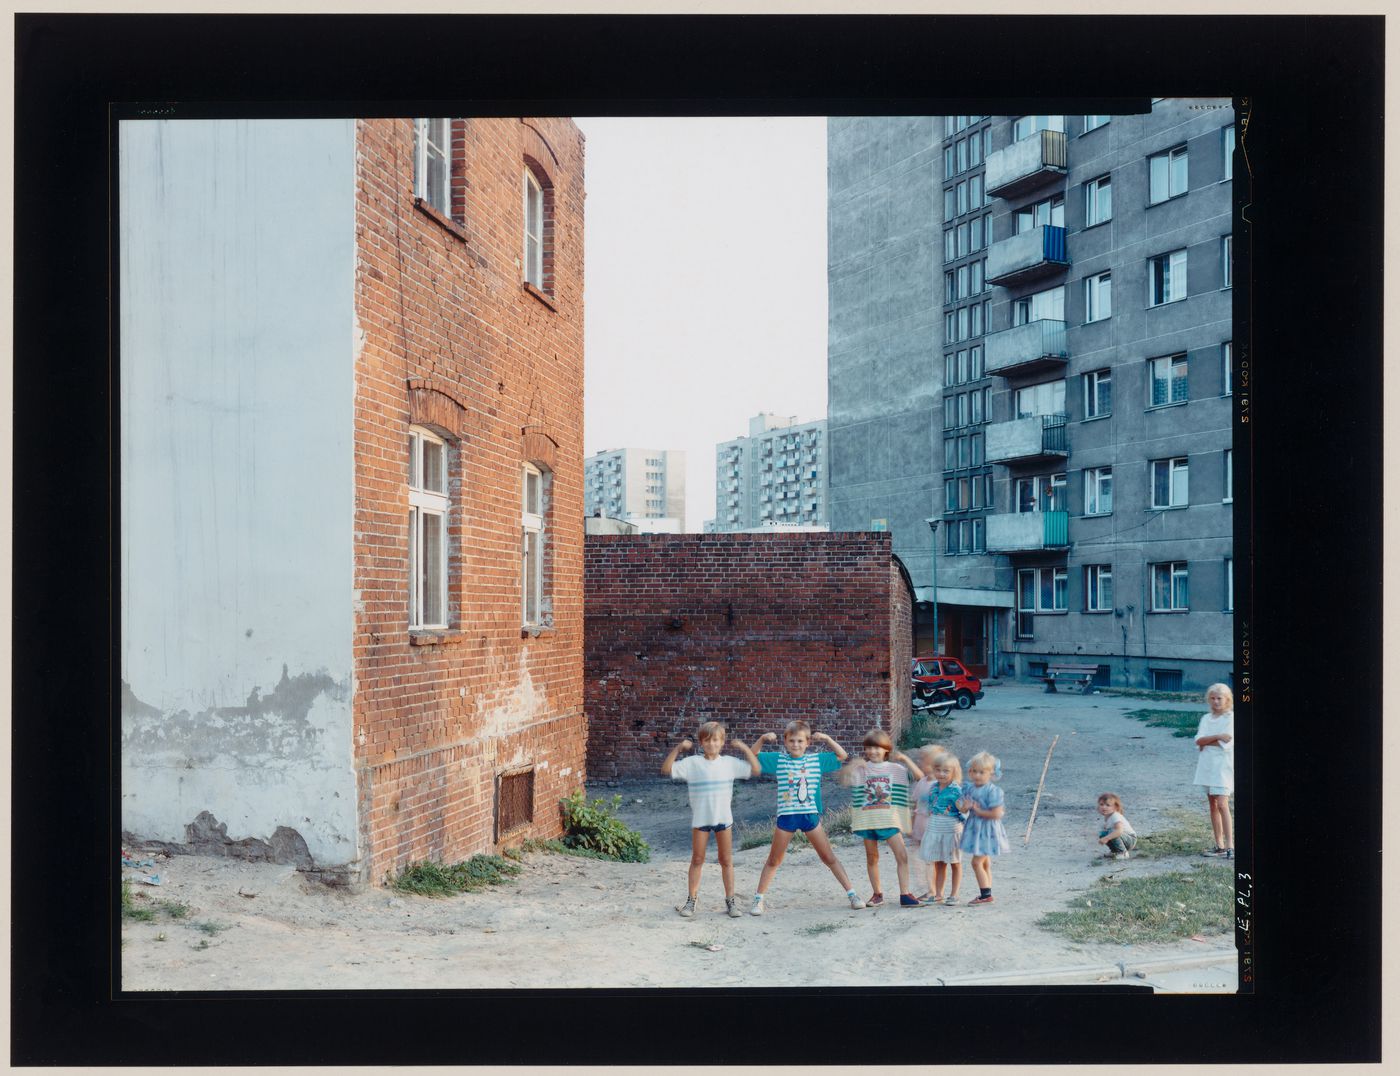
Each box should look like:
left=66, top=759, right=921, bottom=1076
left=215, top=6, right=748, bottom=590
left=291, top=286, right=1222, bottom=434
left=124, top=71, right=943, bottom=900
left=844, top=729, right=926, bottom=908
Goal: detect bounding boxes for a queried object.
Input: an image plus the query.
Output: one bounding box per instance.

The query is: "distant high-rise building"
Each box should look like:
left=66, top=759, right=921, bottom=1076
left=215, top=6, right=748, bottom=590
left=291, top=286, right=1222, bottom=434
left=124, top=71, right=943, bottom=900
left=707, top=413, right=829, bottom=532
left=828, top=105, right=1234, bottom=691
left=584, top=447, right=686, bottom=531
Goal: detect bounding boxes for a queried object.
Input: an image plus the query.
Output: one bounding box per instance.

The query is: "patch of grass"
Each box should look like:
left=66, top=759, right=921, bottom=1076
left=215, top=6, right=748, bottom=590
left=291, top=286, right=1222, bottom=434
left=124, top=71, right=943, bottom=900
left=1122, top=708, right=1202, bottom=738
left=517, top=837, right=615, bottom=862
left=559, top=791, right=651, bottom=863
left=736, top=822, right=772, bottom=851
left=798, top=921, right=848, bottom=937
left=1100, top=687, right=1199, bottom=703
left=899, top=709, right=954, bottom=751
left=121, top=880, right=156, bottom=922
left=194, top=920, right=229, bottom=936
left=390, top=854, right=524, bottom=898
left=193, top=939, right=210, bottom=951
left=158, top=900, right=191, bottom=919
left=1037, top=864, right=1233, bottom=944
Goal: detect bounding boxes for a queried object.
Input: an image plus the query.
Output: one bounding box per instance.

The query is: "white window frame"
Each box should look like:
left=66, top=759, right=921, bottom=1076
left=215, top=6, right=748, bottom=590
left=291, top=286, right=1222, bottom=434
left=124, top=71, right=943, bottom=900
left=1012, top=115, right=1065, bottom=141
left=1083, top=115, right=1111, bottom=133
left=1084, top=368, right=1112, bottom=418
left=522, top=169, right=544, bottom=289
left=1151, top=457, right=1190, bottom=509
left=1222, top=234, right=1233, bottom=288
left=414, top=118, right=453, bottom=217
left=408, top=426, right=450, bottom=630
left=1013, top=285, right=1065, bottom=327
left=1085, top=174, right=1112, bottom=226
left=1084, top=271, right=1112, bottom=323
left=1223, top=449, right=1233, bottom=504
left=1149, top=144, right=1189, bottom=204
left=1085, top=466, right=1113, bottom=515
left=522, top=463, right=546, bottom=626
left=1015, top=379, right=1066, bottom=420
left=1150, top=561, right=1190, bottom=612
left=1225, top=558, right=1234, bottom=612
left=1148, top=249, right=1188, bottom=307
left=1085, top=564, right=1114, bottom=612
left=1223, top=342, right=1233, bottom=395
left=1148, top=353, right=1190, bottom=407
left=1223, top=123, right=1235, bottom=181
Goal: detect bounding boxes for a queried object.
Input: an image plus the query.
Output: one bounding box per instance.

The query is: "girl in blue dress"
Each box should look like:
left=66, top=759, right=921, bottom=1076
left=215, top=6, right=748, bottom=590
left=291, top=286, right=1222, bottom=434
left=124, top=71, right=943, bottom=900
left=957, top=751, right=1009, bottom=905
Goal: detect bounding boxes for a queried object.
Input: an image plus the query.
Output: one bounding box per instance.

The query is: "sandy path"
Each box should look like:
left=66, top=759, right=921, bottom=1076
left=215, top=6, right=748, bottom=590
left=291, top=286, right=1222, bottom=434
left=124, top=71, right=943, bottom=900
left=120, top=684, right=1234, bottom=990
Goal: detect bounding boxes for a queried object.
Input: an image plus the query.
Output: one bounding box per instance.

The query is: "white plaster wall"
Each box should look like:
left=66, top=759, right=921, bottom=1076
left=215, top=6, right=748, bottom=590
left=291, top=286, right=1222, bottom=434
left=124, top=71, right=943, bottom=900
left=119, top=119, right=359, bottom=870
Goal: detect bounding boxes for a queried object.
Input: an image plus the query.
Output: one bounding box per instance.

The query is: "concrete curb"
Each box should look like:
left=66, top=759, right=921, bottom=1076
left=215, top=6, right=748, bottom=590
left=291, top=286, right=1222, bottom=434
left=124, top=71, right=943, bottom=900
left=938, top=946, right=1236, bottom=986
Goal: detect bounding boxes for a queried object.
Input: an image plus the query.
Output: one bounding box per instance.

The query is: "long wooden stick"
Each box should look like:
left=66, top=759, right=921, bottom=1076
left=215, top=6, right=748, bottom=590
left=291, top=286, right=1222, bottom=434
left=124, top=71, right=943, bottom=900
left=1023, top=734, right=1060, bottom=846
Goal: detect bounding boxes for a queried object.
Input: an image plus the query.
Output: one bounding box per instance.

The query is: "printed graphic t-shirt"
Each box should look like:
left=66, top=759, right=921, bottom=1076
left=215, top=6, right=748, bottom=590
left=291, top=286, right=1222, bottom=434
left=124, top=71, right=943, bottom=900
left=758, top=751, right=842, bottom=817
left=670, top=753, right=754, bottom=828
left=850, top=760, right=912, bottom=833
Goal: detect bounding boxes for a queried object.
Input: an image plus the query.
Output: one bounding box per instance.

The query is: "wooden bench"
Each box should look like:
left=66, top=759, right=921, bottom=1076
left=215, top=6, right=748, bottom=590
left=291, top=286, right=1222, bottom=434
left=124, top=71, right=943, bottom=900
left=1043, top=663, right=1099, bottom=695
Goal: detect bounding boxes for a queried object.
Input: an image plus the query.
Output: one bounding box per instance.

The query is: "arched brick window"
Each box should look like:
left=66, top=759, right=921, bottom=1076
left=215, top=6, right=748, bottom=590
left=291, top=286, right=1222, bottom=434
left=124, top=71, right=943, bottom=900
left=522, top=157, right=554, bottom=296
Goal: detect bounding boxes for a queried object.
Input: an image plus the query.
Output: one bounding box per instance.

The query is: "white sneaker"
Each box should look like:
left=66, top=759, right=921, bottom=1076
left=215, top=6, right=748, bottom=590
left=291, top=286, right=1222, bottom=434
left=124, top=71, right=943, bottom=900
left=677, top=897, right=696, bottom=918
left=725, top=896, right=742, bottom=918
left=749, top=894, right=765, bottom=916
left=1113, top=852, right=1130, bottom=860
left=847, top=891, right=866, bottom=910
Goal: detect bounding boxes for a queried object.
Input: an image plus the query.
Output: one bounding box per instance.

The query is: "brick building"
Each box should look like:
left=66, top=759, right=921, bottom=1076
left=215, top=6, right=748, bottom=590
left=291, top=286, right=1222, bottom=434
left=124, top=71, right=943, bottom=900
left=120, top=116, right=586, bottom=884
left=584, top=533, right=913, bottom=781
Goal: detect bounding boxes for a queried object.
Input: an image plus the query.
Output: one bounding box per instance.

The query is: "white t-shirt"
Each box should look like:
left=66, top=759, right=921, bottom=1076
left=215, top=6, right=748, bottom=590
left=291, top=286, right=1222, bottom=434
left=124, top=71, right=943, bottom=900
left=1192, top=710, right=1235, bottom=790
left=670, top=754, right=753, bottom=827
left=1099, top=810, right=1135, bottom=837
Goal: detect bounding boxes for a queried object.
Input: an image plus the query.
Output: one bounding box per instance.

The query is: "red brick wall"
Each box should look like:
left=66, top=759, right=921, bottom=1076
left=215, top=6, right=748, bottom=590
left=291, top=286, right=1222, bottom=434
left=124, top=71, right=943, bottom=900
left=352, top=117, right=586, bottom=883
left=584, top=533, right=914, bottom=781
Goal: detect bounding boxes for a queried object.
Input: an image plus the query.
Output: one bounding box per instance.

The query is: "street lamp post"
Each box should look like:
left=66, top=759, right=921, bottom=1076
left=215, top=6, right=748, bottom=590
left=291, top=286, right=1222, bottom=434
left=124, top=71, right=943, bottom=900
left=924, top=516, right=940, bottom=654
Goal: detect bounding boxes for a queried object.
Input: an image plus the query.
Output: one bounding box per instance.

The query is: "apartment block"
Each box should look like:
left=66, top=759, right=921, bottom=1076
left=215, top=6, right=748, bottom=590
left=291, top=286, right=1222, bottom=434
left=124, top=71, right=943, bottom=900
left=708, top=413, right=829, bottom=532
left=829, top=105, right=1235, bottom=691
left=584, top=447, right=686, bottom=531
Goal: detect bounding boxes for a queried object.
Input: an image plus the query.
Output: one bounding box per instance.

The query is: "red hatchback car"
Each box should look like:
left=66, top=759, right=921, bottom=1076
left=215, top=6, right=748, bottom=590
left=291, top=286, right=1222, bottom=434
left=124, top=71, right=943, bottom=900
left=912, top=655, right=985, bottom=710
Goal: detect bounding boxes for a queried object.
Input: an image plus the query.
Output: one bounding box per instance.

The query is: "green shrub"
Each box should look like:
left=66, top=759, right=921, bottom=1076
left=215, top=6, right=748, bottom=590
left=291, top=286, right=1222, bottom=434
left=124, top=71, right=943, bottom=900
left=559, top=790, right=650, bottom=863
left=898, top=709, right=954, bottom=750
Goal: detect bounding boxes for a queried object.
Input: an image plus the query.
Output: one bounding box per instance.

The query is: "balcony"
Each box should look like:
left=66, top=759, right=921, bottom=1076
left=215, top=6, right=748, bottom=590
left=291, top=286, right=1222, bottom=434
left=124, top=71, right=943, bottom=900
left=986, top=511, right=1069, bottom=553
left=985, top=319, right=1069, bottom=377
left=985, top=130, right=1068, bottom=199
left=986, top=225, right=1070, bottom=288
left=985, top=414, right=1068, bottom=465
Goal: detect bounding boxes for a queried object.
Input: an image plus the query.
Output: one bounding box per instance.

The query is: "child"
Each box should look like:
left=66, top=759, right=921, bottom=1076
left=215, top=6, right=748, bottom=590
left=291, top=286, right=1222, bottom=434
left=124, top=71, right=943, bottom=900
left=844, top=729, right=926, bottom=908
left=958, top=750, right=1009, bottom=905
left=908, top=744, right=945, bottom=901
left=919, top=751, right=966, bottom=905
left=749, top=721, right=865, bottom=915
left=1194, top=682, right=1235, bottom=860
left=1095, top=792, right=1138, bottom=860
left=661, top=721, right=761, bottom=918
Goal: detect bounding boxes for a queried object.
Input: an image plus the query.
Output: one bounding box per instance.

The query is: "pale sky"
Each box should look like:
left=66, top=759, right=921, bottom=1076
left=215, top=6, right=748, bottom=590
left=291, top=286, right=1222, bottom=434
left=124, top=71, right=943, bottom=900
left=577, top=116, right=828, bottom=530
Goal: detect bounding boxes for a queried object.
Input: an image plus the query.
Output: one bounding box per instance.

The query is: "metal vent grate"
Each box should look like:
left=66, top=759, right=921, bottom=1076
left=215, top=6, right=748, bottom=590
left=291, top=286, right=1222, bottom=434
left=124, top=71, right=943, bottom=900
left=495, top=768, right=535, bottom=841
left=1150, top=668, right=1184, bottom=692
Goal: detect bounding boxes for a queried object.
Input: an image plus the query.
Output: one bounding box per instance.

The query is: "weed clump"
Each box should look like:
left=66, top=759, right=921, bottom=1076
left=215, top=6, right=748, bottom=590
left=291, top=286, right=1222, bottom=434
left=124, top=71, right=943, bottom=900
left=391, top=854, right=523, bottom=898
left=558, top=790, right=650, bottom=863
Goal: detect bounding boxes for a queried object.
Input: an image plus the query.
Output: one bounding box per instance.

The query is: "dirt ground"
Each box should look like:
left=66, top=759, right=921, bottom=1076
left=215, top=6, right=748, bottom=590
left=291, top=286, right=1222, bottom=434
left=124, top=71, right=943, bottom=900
left=120, top=683, right=1237, bottom=991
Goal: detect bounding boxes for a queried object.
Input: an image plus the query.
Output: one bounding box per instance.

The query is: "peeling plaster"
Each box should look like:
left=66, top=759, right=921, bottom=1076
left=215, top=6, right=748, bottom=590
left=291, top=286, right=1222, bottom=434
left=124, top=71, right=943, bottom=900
left=122, top=665, right=347, bottom=767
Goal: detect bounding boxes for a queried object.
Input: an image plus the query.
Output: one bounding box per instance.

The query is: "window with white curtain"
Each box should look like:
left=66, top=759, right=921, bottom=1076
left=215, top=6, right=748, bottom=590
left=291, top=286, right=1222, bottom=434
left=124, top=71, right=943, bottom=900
left=522, top=170, right=544, bottom=288
left=414, top=118, right=453, bottom=217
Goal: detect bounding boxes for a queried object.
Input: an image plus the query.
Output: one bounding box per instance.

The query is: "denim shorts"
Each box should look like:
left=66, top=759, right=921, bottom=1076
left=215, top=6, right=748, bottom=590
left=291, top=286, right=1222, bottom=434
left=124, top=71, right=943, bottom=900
left=856, top=827, right=901, bottom=842
left=695, top=822, right=730, bottom=832
left=776, top=812, right=821, bottom=833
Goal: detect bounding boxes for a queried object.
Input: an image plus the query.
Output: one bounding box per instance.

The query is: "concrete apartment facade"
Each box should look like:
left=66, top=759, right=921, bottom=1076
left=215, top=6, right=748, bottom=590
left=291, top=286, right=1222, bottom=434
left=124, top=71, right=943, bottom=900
left=828, top=105, right=1234, bottom=691
left=121, top=116, right=587, bottom=884
left=584, top=447, right=687, bottom=531
left=706, top=413, right=829, bottom=532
